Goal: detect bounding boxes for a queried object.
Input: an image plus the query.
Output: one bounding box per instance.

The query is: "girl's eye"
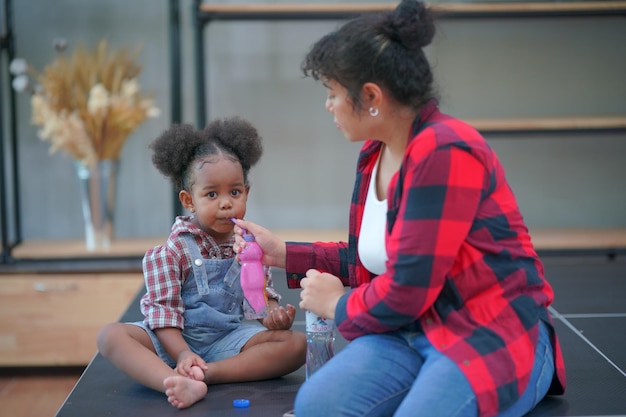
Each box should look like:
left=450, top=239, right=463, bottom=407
left=207, top=191, right=217, bottom=198
left=231, top=189, right=241, bottom=197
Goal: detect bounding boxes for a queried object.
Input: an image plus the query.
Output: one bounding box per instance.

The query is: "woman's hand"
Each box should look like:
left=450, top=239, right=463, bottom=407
left=299, top=269, right=345, bottom=320
left=262, top=302, right=297, bottom=330
left=232, top=219, right=287, bottom=269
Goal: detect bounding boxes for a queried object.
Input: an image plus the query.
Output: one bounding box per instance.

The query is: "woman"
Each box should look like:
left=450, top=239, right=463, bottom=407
left=234, top=1, right=565, bottom=416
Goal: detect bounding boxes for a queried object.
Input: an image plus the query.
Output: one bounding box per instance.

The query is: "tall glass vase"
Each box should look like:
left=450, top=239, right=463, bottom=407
left=74, top=159, right=119, bottom=252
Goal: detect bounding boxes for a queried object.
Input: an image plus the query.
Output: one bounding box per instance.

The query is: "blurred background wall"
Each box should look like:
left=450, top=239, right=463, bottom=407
left=2, top=0, right=625, bottom=243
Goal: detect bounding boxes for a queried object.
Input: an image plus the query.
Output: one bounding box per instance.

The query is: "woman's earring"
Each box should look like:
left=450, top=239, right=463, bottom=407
left=369, top=107, right=379, bottom=117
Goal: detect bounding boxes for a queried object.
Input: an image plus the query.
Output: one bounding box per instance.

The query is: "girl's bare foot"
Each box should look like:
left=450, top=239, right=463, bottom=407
left=189, top=365, right=205, bottom=381
left=163, top=375, right=208, bottom=409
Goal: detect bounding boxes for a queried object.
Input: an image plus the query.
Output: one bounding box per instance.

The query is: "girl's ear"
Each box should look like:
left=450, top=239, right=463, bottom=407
left=179, top=189, right=194, bottom=213
left=361, top=82, right=383, bottom=110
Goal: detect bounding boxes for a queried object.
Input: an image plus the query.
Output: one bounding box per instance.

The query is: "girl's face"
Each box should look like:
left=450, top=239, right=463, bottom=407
left=324, top=79, right=369, bottom=142
left=184, top=156, right=249, bottom=242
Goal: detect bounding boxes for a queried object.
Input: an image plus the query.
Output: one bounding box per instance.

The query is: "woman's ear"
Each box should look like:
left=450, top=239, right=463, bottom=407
left=362, top=82, right=383, bottom=110
left=179, top=189, right=194, bottom=213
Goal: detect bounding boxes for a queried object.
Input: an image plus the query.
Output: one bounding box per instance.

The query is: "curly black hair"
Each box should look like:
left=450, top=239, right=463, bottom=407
left=301, top=0, right=436, bottom=112
left=149, top=117, right=263, bottom=192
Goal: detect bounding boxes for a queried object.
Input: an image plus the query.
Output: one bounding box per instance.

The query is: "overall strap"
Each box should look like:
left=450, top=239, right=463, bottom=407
left=180, top=233, right=210, bottom=295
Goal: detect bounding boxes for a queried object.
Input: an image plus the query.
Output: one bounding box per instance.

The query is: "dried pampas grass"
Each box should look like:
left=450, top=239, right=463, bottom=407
left=18, top=39, right=160, bottom=167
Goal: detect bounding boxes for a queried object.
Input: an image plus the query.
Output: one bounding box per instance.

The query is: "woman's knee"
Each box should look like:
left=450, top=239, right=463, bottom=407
left=294, top=376, right=328, bottom=414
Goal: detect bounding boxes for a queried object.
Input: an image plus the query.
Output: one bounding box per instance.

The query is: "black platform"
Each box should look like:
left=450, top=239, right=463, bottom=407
left=55, top=255, right=626, bottom=417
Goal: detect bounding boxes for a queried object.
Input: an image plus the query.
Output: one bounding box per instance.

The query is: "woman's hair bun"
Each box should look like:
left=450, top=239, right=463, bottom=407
left=389, top=0, right=435, bottom=49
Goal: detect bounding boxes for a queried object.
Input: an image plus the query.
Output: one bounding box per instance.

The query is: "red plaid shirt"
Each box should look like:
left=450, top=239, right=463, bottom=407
left=285, top=101, right=566, bottom=417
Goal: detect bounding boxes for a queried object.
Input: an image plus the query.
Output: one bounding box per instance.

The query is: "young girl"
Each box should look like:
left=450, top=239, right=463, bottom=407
left=97, top=117, right=306, bottom=409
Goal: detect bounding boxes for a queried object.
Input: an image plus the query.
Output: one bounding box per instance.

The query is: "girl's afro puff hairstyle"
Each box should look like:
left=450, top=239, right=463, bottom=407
left=150, top=117, right=263, bottom=192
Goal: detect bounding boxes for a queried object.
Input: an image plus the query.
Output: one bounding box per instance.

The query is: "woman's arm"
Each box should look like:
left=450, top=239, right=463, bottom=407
left=233, top=219, right=287, bottom=269
left=234, top=218, right=351, bottom=288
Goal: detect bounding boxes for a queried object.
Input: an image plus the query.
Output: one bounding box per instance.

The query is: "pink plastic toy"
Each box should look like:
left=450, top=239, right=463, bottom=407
left=234, top=220, right=268, bottom=315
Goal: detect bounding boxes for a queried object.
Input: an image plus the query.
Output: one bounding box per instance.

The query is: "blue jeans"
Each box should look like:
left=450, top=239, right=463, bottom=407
left=294, top=322, right=554, bottom=417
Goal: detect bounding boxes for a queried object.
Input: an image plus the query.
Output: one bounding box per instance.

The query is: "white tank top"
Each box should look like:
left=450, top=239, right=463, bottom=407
left=358, top=154, right=388, bottom=275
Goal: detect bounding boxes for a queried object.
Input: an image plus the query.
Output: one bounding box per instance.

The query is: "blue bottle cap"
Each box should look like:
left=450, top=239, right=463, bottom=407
left=233, top=398, right=250, bottom=408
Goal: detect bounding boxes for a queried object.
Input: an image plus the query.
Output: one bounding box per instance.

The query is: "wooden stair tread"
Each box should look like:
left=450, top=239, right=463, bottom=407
left=199, top=2, right=626, bottom=15
left=5, top=228, right=626, bottom=262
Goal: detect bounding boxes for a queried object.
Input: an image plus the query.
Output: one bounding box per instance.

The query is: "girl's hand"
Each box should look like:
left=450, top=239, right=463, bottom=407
left=299, top=269, right=345, bottom=320
left=262, top=303, right=297, bottom=330
left=175, top=350, right=208, bottom=379
left=232, top=219, right=287, bottom=269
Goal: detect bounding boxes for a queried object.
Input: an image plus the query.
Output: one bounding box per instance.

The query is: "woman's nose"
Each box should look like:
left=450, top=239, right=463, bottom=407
left=325, top=97, right=332, bottom=113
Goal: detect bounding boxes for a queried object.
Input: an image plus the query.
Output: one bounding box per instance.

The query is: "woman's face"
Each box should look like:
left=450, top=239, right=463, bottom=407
left=324, top=79, right=369, bottom=142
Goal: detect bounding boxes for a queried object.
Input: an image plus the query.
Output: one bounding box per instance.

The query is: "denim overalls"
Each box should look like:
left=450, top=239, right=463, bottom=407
left=133, top=233, right=264, bottom=367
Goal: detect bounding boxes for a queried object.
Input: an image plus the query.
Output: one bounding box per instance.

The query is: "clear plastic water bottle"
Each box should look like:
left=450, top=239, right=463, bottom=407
left=305, top=310, right=335, bottom=379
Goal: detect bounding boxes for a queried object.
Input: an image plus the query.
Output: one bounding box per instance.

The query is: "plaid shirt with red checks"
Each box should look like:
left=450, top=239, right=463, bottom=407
left=140, top=216, right=280, bottom=330
left=285, top=101, right=566, bottom=417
